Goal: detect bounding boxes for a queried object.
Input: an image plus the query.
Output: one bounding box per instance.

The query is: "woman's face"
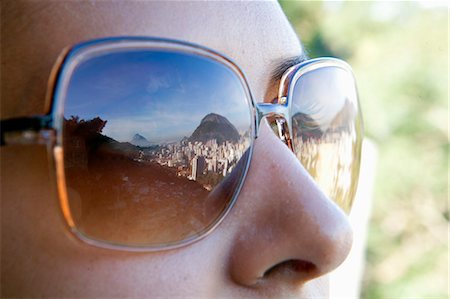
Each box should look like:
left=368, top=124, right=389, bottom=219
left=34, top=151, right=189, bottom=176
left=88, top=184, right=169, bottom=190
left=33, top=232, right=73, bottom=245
left=1, top=1, right=353, bottom=297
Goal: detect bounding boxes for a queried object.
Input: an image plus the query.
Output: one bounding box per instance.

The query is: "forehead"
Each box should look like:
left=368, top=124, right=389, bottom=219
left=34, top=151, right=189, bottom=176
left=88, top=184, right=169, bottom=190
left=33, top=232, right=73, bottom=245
left=1, top=1, right=302, bottom=118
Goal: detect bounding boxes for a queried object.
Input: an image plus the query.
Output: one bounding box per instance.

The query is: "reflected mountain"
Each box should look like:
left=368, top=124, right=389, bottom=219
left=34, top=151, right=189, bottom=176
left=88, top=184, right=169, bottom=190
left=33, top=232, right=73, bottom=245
left=292, top=112, right=324, bottom=141
left=131, top=133, right=152, bottom=147
left=292, top=100, right=357, bottom=141
left=189, top=113, right=240, bottom=144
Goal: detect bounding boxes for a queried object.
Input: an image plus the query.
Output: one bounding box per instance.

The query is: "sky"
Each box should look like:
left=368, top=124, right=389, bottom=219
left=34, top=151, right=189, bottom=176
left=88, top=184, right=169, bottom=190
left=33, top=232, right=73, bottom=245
left=65, top=49, right=253, bottom=143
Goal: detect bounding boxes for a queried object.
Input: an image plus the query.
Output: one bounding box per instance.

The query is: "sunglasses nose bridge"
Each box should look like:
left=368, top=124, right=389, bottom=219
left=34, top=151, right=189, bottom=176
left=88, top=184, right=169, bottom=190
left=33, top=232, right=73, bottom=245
left=255, top=103, right=290, bottom=137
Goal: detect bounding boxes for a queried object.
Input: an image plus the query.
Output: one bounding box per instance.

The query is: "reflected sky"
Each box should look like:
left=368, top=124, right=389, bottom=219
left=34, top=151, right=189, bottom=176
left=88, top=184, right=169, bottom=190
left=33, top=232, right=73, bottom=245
left=291, top=67, right=357, bottom=133
left=65, top=50, right=252, bottom=143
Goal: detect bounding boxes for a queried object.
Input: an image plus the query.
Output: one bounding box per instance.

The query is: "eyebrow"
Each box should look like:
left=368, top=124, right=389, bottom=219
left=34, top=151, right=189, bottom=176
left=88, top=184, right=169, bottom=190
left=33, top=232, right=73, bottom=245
left=270, top=54, right=309, bottom=83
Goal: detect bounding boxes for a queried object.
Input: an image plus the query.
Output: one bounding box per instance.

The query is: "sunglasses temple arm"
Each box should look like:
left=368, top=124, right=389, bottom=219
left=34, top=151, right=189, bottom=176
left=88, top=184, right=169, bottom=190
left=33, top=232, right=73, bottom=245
left=0, top=115, right=55, bottom=146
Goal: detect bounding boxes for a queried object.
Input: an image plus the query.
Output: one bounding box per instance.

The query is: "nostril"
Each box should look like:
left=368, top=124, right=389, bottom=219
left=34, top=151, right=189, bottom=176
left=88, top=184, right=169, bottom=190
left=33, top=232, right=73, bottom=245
left=263, top=259, right=317, bottom=278
left=293, top=260, right=316, bottom=273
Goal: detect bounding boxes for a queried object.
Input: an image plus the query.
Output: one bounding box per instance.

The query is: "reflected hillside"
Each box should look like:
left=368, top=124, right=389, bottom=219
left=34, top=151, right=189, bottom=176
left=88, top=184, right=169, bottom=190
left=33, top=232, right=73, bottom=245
left=62, top=114, right=251, bottom=245
left=189, top=113, right=240, bottom=144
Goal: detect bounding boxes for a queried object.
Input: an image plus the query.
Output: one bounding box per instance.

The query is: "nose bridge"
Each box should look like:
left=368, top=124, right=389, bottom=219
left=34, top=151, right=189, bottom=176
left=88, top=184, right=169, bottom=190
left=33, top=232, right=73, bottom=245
left=255, top=102, right=289, bottom=137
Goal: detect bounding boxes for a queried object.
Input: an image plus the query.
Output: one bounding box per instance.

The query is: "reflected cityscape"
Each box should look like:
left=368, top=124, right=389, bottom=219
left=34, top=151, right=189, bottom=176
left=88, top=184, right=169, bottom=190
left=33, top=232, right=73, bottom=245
left=142, top=136, right=249, bottom=191
left=64, top=113, right=251, bottom=192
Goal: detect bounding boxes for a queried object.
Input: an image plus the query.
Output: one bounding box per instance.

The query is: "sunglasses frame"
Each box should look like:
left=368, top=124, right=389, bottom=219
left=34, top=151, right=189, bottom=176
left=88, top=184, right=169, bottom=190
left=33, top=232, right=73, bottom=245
left=1, top=37, right=362, bottom=251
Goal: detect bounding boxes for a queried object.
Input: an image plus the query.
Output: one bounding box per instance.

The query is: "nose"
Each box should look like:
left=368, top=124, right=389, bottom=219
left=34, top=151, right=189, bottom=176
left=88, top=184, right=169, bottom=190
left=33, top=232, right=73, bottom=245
left=229, top=122, right=353, bottom=287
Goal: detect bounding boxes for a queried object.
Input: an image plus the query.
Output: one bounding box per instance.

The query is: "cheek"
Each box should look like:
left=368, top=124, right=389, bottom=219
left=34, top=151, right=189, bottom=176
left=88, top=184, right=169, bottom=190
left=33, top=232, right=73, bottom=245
left=301, top=276, right=330, bottom=298
left=62, top=237, right=227, bottom=297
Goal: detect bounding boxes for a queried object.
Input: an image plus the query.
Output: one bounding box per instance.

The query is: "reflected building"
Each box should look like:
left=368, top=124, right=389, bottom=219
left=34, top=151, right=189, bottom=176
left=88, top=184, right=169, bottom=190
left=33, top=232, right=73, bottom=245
left=142, top=135, right=249, bottom=190
left=130, top=112, right=252, bottom=190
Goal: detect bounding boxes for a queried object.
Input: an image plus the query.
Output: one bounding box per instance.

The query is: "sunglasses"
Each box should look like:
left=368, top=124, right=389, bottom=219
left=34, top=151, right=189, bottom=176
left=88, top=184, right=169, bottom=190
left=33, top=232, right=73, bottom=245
left=1, top=37, right=363, bottom=251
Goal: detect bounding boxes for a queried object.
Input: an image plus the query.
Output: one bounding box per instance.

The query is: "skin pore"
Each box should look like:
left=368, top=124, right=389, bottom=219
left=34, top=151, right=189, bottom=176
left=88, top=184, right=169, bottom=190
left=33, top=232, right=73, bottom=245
left=1, top=1, right=353, bottom=298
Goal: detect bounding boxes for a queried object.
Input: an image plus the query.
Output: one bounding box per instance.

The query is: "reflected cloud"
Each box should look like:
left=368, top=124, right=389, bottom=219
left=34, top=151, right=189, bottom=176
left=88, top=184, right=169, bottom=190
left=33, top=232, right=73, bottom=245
left=292, top=67, right=357, bottom=133
left=65, top=48, right=252, bottom=144
left=145, top=73, right=171, bottom=94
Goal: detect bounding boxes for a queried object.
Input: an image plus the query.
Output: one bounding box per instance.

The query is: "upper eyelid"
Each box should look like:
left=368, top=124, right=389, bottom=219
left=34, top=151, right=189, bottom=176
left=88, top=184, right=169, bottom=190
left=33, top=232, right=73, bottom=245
left=270, top=55, right=308, bottom=84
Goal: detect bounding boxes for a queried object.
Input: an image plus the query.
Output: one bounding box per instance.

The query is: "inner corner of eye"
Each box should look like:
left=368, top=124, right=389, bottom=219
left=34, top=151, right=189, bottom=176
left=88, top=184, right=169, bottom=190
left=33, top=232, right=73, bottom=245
left=261, top=82, right=279, bottom=103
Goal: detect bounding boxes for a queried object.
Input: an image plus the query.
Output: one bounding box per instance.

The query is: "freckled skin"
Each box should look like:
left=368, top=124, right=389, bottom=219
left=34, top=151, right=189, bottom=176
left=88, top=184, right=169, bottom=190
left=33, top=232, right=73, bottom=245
left=1, top=1, right=353, bottom=298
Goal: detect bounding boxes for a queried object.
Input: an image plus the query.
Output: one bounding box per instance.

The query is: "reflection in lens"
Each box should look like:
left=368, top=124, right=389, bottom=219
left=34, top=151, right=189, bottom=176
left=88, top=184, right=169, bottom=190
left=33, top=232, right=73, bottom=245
left=62, top=48, right=252, bottom=247
left=291, top=66, right=362, bottom=212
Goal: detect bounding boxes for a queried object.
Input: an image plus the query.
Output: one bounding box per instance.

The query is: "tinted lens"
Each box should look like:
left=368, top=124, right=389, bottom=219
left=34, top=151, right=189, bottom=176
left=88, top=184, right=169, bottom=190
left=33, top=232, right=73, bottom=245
left=290, top=65, right=362, bottom=212
left=61, top=45, right=253, bottom=247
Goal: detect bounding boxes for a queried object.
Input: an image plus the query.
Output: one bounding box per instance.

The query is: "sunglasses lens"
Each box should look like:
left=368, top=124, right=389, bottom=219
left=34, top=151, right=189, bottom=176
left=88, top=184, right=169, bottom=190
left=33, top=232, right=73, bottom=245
left=290, top=65, right=363, bottom=212
left=61, top=46, right=253, bottom=248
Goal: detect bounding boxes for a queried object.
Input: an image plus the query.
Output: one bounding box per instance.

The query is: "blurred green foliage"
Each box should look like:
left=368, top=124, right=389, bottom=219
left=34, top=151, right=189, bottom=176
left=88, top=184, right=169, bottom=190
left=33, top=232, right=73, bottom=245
left=279, top=1, right=448, bottom=298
